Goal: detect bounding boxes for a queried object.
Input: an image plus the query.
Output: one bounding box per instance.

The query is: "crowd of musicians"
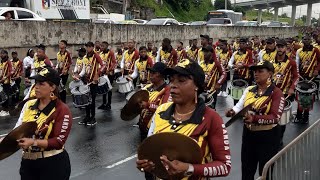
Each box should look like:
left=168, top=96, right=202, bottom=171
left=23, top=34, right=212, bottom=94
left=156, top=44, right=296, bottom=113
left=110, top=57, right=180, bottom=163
left=0, top=31, right=319, bottom=180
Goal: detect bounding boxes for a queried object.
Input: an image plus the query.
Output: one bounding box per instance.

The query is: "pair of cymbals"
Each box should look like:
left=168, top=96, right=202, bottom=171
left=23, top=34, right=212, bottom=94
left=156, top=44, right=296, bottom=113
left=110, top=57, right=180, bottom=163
left=225, top=103, right=253, bottom=127
left=121, top=90, right=149, bottom=121
left=0, top=122, right=37, bottom=160
left=138, top=132, right=202, bottom=179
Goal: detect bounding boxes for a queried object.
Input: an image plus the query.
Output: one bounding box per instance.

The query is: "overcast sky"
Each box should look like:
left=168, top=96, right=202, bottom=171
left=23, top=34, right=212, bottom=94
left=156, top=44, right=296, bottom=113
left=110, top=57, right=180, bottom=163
left=229, top=0, right=320, bottom=19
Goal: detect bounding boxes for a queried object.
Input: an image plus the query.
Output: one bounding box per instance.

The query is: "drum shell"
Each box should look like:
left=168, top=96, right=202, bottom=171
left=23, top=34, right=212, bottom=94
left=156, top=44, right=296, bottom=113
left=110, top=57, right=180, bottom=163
left=295, top=80, right=317, bottom=109
left=0, top=90, right=8, bottom=104
left=71, top=88, right=91, bottom=108
left=279, top=100, right=292, bottom=125
left=116, top=77, right=134, bottom=93
left=229, top=80, right=248, bottom=100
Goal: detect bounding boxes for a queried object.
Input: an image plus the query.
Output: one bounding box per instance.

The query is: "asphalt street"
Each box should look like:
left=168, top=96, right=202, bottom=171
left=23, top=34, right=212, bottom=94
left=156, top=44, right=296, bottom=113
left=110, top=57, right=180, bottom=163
left=0, top=86, right=319, bottom=180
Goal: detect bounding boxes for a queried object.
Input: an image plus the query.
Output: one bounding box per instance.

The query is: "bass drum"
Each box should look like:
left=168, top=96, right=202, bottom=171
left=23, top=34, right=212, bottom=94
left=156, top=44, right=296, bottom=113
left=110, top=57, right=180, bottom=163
left=295, top=80, right=317, bottom=109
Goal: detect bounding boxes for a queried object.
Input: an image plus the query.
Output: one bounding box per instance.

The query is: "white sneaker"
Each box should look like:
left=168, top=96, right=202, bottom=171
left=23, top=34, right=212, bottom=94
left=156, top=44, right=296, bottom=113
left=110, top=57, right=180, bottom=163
left=0, top=111, right=9, bottom=117
left=217, top=92, right=223, bottom=96
left=222, top=91, right=228, bottom=97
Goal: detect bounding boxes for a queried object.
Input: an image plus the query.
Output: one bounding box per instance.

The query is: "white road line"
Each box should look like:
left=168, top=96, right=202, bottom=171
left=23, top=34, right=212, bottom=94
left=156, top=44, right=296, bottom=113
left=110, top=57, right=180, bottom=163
left=0, top=133, right=7, bottom=137
left=72, top=116, right=81, bottom=120
left=105, top=154, right=137, bottom=169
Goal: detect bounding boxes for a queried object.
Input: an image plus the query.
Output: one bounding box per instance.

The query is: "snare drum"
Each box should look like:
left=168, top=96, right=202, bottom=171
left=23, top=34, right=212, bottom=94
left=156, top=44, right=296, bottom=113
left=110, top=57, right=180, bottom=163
left=295, top=80, right=317, bottom=109
left=97, top=76, right=110, bottom=95
left=116, top=77, right=134, bottom=94
left=71, top=85, right=91, bottom=108
left=0, top=86, right=8, bottom=104
left=279, top=100, right=292, bottom=125
left=229, top=79, right=248, bottom=100
left=69, top=80, right=84, bottom=90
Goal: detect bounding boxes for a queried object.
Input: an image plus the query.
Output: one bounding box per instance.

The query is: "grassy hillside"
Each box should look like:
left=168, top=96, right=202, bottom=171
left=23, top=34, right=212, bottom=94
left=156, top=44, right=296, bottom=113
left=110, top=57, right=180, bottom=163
left=135, top=0, right=214, bottom=22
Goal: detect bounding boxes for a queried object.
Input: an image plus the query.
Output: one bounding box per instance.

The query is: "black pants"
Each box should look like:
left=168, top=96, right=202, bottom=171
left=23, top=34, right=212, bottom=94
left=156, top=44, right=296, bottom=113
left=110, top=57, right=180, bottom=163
left=86, top=84, right=98, bottom=119
left=2, top=83, right=11, bottom=110
left=140, top=132, right=155, bottom=180
left=221, top=72, right=230, bottom=92
left=209, top=90, right=219, bottom=110
left=14, top=77, right=21, bottom=104
left=20, top=150, right=71, bottom=180
left=102, top=75, right=114, bottom=105
left=241, top=125, right=281, bottom=180
left=59, top=74, right=68, bottom=103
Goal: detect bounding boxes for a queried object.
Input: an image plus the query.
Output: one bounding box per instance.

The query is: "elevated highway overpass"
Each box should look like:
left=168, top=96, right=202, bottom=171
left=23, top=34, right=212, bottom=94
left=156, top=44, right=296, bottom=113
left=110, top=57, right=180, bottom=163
left=234, top=0, right=320, bottom=26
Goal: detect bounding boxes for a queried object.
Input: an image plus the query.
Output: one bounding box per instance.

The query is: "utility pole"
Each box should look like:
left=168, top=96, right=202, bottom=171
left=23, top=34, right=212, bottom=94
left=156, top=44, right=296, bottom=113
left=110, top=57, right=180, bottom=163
left=315, top=11, right=320, bottom=27
left=225, top=0, right=227, bottom=10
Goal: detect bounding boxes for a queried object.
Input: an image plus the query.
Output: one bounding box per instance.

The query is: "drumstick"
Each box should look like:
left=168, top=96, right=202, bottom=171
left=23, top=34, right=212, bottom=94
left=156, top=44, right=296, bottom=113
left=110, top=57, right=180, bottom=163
left=308, top=77, right=316, bottom=83
left=299, top=75, right=305, bottom=81
left=207, top=90, right=217, bottom=99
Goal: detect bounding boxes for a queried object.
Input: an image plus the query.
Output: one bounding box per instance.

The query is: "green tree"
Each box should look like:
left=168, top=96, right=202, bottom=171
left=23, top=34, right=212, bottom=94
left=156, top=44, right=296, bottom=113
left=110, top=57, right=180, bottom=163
left=301, top=15, right=307, bottom=23
left=214, top=0, right=232, bottom=10
left=280, top=13, right=288, bottom=18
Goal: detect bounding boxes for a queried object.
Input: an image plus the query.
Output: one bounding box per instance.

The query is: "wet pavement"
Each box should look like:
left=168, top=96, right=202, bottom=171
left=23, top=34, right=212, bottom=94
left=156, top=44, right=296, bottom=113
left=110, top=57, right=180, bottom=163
left=0, top=87, right=319, bottom=180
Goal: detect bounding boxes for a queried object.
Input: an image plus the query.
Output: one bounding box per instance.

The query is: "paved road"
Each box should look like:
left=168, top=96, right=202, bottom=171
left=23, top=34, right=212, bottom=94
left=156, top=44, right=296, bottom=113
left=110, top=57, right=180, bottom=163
left=0, top=88, right=319, bottom=180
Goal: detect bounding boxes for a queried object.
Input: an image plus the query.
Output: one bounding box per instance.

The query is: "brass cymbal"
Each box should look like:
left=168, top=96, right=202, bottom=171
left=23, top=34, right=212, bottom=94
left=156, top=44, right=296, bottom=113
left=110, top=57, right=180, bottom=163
left=0, top=122, right=37, bottom=160
left=138, top=132, right=202, bottom=179
left=225, top=103, right=253, bottom=127
left=120, top=90, right=149, bottom=121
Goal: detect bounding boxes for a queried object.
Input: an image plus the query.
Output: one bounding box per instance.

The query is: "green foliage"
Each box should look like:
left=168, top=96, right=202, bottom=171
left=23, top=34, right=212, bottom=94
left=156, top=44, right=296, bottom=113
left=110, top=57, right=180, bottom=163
left=214, top=0, right=232, bottom=10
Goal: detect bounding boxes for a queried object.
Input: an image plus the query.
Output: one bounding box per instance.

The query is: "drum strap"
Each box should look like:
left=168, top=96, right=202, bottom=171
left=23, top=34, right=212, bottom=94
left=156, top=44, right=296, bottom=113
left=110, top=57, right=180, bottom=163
left=89, top=56, right=97, bottom=82
left=13, top=61, right=21, bottom=78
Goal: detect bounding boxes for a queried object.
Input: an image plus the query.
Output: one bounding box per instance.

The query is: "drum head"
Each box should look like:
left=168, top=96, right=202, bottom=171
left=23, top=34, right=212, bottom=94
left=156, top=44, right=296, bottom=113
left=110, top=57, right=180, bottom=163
left=69, top=80, right=84, bottom=90
left=232, top=80, right=248, bottom=87
left=79, top=85, right=90, bottom=94
left=296, top=81, right=317, bottom=93
left=116, top=77, right=128, bottom=84
left=98, top=76, right=107, bottom=86
left=71, top=88, right=82, bottom=95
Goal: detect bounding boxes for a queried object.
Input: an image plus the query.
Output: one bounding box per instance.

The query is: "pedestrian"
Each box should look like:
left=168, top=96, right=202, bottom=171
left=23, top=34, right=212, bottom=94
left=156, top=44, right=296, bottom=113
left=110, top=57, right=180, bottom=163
left=217, top=39, right=232, bottom=97
left=11, top=51, right=23, bottom=104
left=0, top=49, right=12, bottom=116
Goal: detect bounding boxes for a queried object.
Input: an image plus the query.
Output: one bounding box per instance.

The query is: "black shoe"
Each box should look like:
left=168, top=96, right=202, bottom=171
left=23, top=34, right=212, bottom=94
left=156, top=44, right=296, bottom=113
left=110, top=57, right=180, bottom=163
left=103, top=104, right=111, bottom=110
left=87, top=118, right=97, bottom=126
left=302, top=113, right=309, bottom=124
left=98, top=104, right=106, bottom=109
left=78, top=117, right=89, bottom=125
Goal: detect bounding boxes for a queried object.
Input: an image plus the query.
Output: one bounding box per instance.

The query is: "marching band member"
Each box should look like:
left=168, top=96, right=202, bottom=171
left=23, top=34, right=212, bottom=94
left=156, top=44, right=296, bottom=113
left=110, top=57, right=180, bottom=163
left=156, top=38, right=178, bottom=67
left=285, top=38, right=296, bottom=60
left=176, top=41, right=187, bottom=63
left=258, top=38, right=277, bottom=63
left=78, top=42, right=105, bottom=126
left=150, top=46, right=158, bottom=63
left=228, top=38, right=254, bottom=105
left=11, top=51, right=23, bottom=104
left=129, top=46, right=154, bottom=87
left=232, top=37, right=240, bottom=51
left=137, top=59, right=231, bottom=179
left=198, top=35, right=216, bottom=64
left=137, top=62, right=170, bottom=180
left=94, top=41, right=101, bottom=53
left=15, top=67, right=72, bottom=180
left=56, top=40, right=72, bottom=103
left=23, top=49, right=34, bottom=85
left=217, top=40, right=232, bottom=97
left=31, top=44, right=53, bottom=77
left=273, top=39, right=299, bottom=146
left=295, top=34, right=320, bottom=123
left=72, top=47, right=86, bottom=81
left=186, top=39, right=199, bottom=61
left=120, top=39, right=140, bottom=75
left=147, top=42, right=153, bottom=58
left=226, top=61, right=285, bottom=180
left=0, top=50, right=12, bottom=117
left=185, top=39, right=193, bottom=51
left=98, top=41, right=116, bottom=110
left=200, top=46, right=226, bottom=110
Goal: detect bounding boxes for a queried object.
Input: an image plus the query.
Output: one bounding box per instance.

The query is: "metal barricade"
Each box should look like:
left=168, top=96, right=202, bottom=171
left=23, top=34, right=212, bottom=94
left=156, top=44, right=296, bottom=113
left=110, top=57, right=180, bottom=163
left=257, top=119, right=320, bottom=180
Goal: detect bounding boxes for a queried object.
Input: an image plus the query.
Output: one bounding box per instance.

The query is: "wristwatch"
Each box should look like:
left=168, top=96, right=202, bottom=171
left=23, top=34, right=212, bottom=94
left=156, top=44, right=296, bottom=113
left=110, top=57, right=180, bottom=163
left=184, top=164, right=194, bottom=177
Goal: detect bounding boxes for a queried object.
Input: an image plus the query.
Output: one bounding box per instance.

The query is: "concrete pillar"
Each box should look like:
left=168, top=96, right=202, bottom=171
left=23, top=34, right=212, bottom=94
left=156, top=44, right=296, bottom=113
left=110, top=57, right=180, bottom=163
left=274, top=7, right=279, bottom=21
left=306, top=3, right=312, bottom=26
left=258, top=8, right=262, bottom=25
left=291, top=5, right=296, bottom=26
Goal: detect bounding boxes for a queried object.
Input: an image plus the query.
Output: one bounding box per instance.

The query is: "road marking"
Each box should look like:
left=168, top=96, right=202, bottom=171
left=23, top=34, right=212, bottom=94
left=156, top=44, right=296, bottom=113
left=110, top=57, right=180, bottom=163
left=73, top=116, right=81, bottom=120
left=0, top=133, right=7, bottom=137
left=105, top=154, right=137, bottom=169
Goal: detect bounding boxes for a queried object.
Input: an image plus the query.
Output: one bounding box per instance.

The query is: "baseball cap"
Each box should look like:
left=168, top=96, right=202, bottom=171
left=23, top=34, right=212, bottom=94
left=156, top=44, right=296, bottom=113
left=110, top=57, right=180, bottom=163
left=76, top=47, right=86, bottom=53
left=30, top=67, right=61, bottom=86
left=164, top=59, right=205, bottom=92
left=266, top=37, right=275, bottom=44
left=85, top=41, right=94, bottom=47
left=147, top=62, right=167, bottom=75
left=36, top=44, right=46, bottom=51
left=276, top=39, right=287, bottom=46
left=202, top=45, right=214, bottom=53
left=250, top=61, right=274, bottom=73
left=200, top=35, right=210, bottom=41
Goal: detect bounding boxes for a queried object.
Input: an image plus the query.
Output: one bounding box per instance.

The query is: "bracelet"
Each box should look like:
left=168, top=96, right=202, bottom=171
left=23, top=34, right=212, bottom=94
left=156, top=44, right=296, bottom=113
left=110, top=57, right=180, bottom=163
left=32, top=139, right=38, bottom=147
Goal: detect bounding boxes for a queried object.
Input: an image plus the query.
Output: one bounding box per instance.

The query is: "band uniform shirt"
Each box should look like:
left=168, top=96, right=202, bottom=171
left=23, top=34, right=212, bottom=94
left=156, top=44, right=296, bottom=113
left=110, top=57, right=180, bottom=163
left=120, top=49, right=140, bottom=73
left=232, top=84, right=285, bottom=125
left=130, top=56, right=154, bottom=82
left=56, top=50, right=72, bottom=74
left=217, top=50, right=232, bottom=70
left=100, top=49, right=116, bottom=75
left=156, top=47, right=178, bottom=67
left=11, top=59, right=23, bottom=79
left=296, top=47, right=320, bottom=78
left=116, top=53, right=123, bottom=68
left=15, top=99, right=72, bottom=151
left=80, top=52, right=105, bottom=84
left=139, top=83, right=171, bottom=133
left=187, top=48, right=199, bottom=61
left=176, top=48, right=187, bottom=62
left=73, top=57, right=84, bottom=75
left=228, top=50, right=253, bottom=79
left=258, top=49, right=277, bottom=63
left=273, top=55, right=299, bottom=94
left=200, top=59, right=226, bottom=92
left=198, top=47, right=217, bottom=64
left=0, top=60, right=12, bottom=84
left=148, top=99, right=231, bottom=179
left=31, top=54, right=52, bottom=77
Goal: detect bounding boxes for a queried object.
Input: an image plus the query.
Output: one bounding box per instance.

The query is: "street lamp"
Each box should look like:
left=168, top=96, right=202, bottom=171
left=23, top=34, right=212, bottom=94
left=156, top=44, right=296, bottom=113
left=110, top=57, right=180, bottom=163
left=225, top=0, right=227, bottom=10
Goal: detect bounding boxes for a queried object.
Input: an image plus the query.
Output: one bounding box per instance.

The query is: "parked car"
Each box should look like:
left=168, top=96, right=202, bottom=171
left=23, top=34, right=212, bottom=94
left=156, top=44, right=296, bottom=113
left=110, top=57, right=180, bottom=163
left=146, top=18, right=180, bottom=25
left=95, top=19, right=116, bottom=24
left=267, top=21, right=282, bottom=27
left=0, top=7, right=45, bottom=21
left=132, top=19, right=148, bottom=24
left=190, top=21, right=207, bottom=26
left=234, top=20, right=258, bottom=27
left=179, top=22, right=189, bottom=25
left=260, top=21, right=271, bottom=27
left=207, top=18, right=233, bottom=26
left=115, top=20, right=138, bottom=24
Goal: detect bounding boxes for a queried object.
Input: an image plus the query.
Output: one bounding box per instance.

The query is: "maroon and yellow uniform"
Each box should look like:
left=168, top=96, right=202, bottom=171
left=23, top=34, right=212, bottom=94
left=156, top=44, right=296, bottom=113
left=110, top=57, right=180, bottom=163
left=296, top=47, right=320, bottom=78
left=56, top=51, right=72, bottom=75
left=100, top=49, right=116, bottom=75
left=11, top=59, right=23, bottom=79
left=83, top=52, right=105, bottom=84
left=229, top=50, right=253, bottom=79
left=176, top=48, right=187, bottom=62
left=156, top=48, right=178, bottom=67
